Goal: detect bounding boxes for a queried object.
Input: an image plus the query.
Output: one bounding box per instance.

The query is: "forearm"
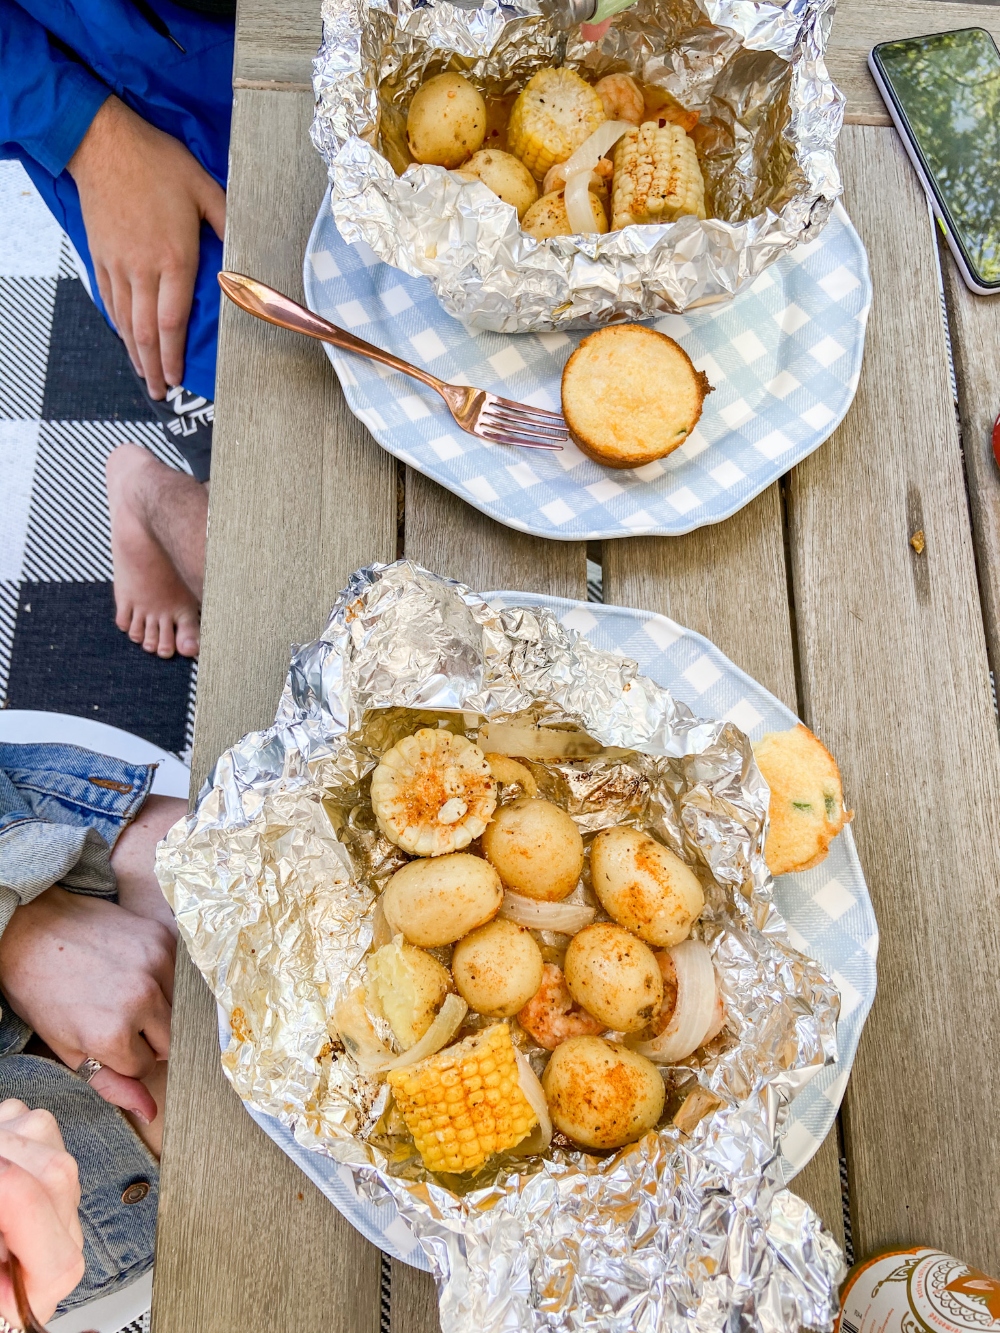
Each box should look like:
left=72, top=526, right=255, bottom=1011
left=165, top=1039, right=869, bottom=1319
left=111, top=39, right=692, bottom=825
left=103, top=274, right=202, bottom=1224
left=0, top=2, right=110, bottom=175
left=0, top=819, right=115, bottom=940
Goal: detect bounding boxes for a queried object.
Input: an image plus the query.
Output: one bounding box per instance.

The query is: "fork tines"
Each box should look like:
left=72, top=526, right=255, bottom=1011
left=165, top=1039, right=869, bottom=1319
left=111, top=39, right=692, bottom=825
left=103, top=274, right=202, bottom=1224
left=478, top=396, right=568, bottom=450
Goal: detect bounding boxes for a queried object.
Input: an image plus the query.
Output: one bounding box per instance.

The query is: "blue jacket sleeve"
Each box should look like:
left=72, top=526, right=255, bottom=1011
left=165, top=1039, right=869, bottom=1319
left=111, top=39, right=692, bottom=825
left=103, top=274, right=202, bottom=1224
left=0, top=1, right=110, bottom=177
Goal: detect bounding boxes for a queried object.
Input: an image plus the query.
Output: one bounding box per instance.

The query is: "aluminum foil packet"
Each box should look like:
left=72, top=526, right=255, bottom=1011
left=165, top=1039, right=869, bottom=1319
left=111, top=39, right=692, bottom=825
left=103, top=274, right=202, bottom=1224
left=309, top=0, right=844, bottom=331
left=157, top=562, right=846, bottom=1332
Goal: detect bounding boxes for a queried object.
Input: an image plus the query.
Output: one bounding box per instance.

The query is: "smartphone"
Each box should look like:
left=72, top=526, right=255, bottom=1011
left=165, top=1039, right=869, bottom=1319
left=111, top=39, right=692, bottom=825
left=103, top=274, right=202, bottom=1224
left=870, top=28, right=1000, bottom=295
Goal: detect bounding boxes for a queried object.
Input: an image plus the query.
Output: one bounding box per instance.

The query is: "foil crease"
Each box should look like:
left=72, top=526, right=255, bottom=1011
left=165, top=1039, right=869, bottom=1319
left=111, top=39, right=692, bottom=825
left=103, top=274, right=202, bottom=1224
left=157, top=562, right=846, bottom=1332
left=309, top=0, right=844, bottom=330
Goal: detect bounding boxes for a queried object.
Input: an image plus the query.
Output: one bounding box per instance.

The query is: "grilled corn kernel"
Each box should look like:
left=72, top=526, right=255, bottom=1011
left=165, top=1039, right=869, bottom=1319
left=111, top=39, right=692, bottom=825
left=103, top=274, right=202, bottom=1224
left=370, top=729, right=497, bottom=857
left=610, top=121, right=707, bottom=230
left=507, top=68, right=606, bottom=181
left=387, top=1023, right=537, bottom=1173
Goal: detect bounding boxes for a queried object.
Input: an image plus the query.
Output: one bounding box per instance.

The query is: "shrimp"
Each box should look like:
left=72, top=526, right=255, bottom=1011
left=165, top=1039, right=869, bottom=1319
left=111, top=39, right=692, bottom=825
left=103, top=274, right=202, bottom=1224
left=517, top=962, right=605, bottom=1050
left=594, top=73, right=644, bottom=126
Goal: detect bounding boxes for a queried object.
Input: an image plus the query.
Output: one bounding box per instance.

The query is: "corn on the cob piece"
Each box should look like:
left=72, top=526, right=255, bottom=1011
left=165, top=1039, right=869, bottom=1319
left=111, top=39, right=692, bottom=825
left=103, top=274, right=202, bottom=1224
left=370, top=728, right=496, bottom=857
left=507, top=68, right=606, bottom=181
left=388, top=1023, right=537, bottom=1173
left=610, top=120, right=707, bottom=230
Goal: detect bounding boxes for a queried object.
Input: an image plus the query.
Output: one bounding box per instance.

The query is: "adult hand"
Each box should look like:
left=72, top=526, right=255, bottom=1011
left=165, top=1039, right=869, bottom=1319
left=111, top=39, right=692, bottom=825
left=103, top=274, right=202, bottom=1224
left=67, top=94, right=227, bottom=400
left=0, top=888, right=175, bottom=1124
left=0, top=1100, right=85, bottom=1324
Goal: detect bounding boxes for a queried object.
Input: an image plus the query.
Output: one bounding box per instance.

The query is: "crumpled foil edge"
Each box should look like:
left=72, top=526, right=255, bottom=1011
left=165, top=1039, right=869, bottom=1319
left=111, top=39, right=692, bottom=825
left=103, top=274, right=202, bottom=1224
left=157, top=562, right=847, bottom=1333
left=309, top=0, right=845, bottom=330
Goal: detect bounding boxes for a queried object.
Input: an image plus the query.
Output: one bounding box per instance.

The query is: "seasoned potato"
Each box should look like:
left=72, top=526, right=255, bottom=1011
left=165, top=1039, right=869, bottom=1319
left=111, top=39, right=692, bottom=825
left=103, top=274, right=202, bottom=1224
left=542, top=1035, right=665, bottom=1149
left=451, top=918, right=544, bottom=1017
left=407, top=72, right=486, bottom=169
left=481, top=797, right=584, bottom=902
left=563, top=923, right=663, bottom=1032
left=365, top=935, right=451, bottom=1049
left=460, top=150, right=539, bottom=220
left=381, top=853, right=502, bottom=948
left=521, top=188, right=607, bottom=240
left=590, top=826, right=704, bottom=947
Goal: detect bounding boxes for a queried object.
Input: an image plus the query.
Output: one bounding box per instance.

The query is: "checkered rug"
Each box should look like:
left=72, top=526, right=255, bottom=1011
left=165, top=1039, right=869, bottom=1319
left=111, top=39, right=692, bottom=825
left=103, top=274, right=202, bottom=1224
left=0, top=161, right=196, bottom=759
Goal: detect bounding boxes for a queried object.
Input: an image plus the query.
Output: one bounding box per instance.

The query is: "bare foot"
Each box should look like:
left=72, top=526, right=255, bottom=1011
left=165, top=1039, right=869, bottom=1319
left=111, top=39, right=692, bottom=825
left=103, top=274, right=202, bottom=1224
left=106, top=444, right=205, bottom=658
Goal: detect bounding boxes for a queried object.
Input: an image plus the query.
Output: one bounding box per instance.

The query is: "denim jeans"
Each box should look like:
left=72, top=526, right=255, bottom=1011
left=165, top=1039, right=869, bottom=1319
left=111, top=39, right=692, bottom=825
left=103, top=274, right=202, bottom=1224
left=0, top=744, right=160, bottom=1312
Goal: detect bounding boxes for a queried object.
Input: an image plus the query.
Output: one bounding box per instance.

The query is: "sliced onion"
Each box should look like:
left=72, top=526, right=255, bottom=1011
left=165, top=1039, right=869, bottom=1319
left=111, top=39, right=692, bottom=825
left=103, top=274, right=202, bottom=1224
left=376, top=993, right=468, bottom=1073
left=560, top=120, right=633, bottom=181
left=701, top=991, right=726, bottom=1046
left=627, top=939, right=717, bottom=1063
left=500, top=890, right=596, bottom=934
left=564, top=169, right=602, bottom=235
left=515, top=1051, right=553, bottom=1153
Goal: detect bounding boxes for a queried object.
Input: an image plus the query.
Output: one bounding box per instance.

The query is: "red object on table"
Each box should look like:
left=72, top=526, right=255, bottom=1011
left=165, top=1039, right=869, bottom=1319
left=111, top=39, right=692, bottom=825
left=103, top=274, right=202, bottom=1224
left=993, top=411, right=1000, bottom=470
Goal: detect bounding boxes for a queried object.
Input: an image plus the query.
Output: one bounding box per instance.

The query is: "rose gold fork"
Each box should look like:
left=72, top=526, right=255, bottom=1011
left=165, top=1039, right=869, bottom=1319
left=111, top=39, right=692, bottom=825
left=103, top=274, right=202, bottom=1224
left=218, top=272, right=566, bottom=451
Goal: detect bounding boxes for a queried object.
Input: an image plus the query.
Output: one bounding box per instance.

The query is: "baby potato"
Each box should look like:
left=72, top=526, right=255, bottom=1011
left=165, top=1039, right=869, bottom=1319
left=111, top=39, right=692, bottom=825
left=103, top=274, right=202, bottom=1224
left=591, top=826, right=705, bottom=948
left=451, top=918, right=544, bottom=1017
left=407, top=72, right=486, bottom=169
left=542, top=1035, right=665, bottom=1149
left=563, top=923, right=662, bottom=1033
left=382, top=852, right=502, bottom=948
left=481, top=797, right=584, bottom=902
left=521, top=188, right=607, bottom=240
left=366, top=935, right=451, bottom=1049
left=460, top=150, right=539, bottom=220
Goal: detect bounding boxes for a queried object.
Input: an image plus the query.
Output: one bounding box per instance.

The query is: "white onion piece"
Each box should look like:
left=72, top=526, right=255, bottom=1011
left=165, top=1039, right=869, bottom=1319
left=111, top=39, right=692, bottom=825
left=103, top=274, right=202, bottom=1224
left=514, top=1051, right=553, bottom=1153
left=560, top=119, right=632, bottom=181
left=628, top=939, right=717, bottom=1062
left=564, top=169, right=602, bottom=234
left=375, top=993, right=468, bottom=1073
left=702, top=991, right=726, bottom=1046
left=499, top=890, right=596, bottom=934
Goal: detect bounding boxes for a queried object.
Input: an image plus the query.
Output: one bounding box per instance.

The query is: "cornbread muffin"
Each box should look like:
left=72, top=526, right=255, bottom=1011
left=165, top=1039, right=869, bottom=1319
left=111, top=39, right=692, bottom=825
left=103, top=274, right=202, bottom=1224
left=753, top=724, right=851, bottom=877
left=561, top=324, right=712, bottom=468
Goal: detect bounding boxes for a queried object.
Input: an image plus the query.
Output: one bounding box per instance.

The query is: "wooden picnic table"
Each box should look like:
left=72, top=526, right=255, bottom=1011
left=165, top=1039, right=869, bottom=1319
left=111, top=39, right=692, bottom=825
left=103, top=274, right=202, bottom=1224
left=150, top=2, right=1000, bottom=1329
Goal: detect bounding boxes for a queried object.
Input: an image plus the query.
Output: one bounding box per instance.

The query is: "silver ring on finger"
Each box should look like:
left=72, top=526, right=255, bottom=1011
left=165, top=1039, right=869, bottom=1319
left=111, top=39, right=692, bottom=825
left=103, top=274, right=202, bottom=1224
left=75, top=1057, right=104, bottom=1084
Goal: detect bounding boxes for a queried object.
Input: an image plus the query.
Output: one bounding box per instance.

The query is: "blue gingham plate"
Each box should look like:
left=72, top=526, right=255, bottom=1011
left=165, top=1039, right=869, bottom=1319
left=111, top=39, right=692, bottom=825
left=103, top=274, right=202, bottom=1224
left=304, top=199, right=871, bottom=541
left=219, top=593, right=878, bottom=1267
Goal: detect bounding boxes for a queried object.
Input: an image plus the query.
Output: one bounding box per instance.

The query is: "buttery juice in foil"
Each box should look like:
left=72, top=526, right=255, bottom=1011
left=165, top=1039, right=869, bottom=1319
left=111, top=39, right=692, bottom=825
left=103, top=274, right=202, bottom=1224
left=156, top=562, right=847, bottom=1333
left=309, top=0, right=845, bottom=330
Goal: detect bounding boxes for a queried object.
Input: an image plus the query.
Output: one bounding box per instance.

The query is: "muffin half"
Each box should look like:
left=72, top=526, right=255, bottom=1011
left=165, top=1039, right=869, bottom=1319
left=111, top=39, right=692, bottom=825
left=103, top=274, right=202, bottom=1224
left=561, top=324, right=712, bottom=468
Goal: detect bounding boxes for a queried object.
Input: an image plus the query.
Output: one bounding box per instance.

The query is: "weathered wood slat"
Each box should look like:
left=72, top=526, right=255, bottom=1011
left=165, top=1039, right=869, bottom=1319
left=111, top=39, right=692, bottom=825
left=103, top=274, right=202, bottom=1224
left=231, top=0, right=1000, bottom=123
left=233, top=0, right=321, bottom=87
left=405, top=470, right=588, bottom=598
left=393, top=470, right=588, bottom=1333
left=151, top=89, right=394, bottom=1333
left=832, top=0, right=1000, bottom=126
left=788, top=123, right=1000, bottom=1271
left=601, top=488, right=846, bottom=1245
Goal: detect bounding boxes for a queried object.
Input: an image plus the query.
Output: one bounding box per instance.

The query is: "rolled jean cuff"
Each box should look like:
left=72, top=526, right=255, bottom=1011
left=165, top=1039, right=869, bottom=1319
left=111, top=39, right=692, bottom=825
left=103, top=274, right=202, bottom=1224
left=0, top=820, right=115, bottom=902
left=0, top=887, right=18, bottom=939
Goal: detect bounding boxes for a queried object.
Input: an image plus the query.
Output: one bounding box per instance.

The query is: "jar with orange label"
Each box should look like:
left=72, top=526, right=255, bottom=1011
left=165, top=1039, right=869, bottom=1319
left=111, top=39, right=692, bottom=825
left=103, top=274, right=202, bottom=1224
left=837, top=1249, right=1000, bottom=1333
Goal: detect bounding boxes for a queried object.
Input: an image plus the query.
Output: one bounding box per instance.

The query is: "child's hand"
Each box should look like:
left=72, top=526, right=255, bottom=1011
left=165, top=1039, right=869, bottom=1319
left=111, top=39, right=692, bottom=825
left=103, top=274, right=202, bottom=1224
left=69, top=94, right=226, bottom=399
left=0, top=1101, right=85, bottom=1323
